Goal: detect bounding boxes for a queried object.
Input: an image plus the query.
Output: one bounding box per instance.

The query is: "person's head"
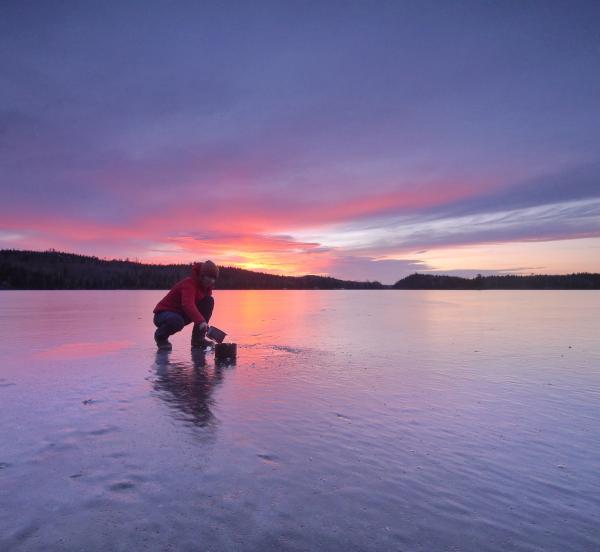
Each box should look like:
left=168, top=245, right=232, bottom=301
left=195, top=260, right=219, bottom=288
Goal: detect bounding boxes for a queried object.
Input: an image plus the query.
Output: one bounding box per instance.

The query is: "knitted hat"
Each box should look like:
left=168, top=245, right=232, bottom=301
left=200, top=260, right=219, bottom=278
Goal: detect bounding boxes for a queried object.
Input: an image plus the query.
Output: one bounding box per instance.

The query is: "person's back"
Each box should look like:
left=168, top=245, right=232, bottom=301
left=154, top=275, right=211, bottom=324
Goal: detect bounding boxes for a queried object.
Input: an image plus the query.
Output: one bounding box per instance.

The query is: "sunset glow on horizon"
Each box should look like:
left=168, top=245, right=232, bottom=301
left=2, top=2, right=600, bottom=283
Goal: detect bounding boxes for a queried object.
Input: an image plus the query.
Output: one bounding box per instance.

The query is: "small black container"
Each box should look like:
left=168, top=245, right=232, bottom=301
left=215, top=342, right=237, bottom=361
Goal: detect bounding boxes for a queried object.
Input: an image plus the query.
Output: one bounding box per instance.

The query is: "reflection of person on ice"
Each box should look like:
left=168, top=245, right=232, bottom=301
left=153, top=261, right=219, bottom=350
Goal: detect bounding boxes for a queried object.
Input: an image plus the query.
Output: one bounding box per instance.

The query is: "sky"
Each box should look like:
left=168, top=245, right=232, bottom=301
left=1, top=0, right=599, bottom=283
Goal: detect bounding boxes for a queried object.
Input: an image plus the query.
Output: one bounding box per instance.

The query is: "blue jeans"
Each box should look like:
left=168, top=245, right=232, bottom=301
left=154, top=296, right=214, bottom=341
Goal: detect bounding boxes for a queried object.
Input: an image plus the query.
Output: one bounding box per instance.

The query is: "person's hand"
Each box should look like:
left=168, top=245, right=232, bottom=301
left=197, top=321, right=208, bottom=334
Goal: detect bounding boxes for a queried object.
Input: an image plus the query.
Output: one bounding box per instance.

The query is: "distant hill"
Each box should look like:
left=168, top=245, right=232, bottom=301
left=393, top=273, right=600, bottom=290
left=0, top=249, right=384, bottom=290
left=1, top=250, right=598, bottom=290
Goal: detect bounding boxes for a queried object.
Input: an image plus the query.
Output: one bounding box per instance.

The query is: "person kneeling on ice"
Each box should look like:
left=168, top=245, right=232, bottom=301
left=153, top=260, right=219, bottom=350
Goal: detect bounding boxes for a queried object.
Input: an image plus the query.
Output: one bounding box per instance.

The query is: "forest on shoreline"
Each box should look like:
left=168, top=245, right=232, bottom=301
left=0, top=249, right=382, bottom=290
left=1, top=249, right=599, bottom=290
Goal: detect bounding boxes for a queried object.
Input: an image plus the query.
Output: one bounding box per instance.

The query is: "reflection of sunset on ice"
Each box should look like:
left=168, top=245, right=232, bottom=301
left=3, top=290, right=600, bottom=550
left=34, top=341, right=133, bottom=360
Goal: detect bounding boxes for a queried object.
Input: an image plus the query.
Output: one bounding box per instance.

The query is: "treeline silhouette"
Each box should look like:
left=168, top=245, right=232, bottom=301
left=393, top=273, right=600, bottom=290
left=1, top=250, right=598, bottom=290
left=0, top=249, right=383, bottom=290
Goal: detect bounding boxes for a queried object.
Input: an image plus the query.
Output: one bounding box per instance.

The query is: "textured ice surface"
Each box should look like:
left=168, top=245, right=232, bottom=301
left=1, top=290, right=600, bottom=551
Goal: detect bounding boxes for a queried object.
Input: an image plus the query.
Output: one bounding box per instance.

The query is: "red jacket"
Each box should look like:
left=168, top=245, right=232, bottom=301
left=153, top=264, right=213, bottom=324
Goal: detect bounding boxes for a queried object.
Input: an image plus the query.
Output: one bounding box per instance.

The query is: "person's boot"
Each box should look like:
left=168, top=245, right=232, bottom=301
left=191, top=325, right=213, bottom=349
left=191, top=336, right=214, bottom=349
left=154, top=333, right=172, bottom=350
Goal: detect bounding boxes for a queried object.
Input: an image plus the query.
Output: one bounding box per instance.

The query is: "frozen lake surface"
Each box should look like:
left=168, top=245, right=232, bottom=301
left=1, top=290, right=600, bottom=551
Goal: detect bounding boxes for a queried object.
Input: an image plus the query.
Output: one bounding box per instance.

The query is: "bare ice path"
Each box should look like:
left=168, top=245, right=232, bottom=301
left=1, top=290, right=600, bottom=551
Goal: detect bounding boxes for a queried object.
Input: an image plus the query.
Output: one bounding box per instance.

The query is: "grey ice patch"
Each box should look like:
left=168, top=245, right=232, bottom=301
left=109, top=481, right=136, bottom=491
left=257, top=453, right=279, bottom=463
left=271, top=345, right=303, bottom=354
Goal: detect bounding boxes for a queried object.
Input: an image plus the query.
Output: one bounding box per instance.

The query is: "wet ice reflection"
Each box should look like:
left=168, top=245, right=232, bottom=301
left=35, top=340, right=133, bottom=360
left=1, top=290, right=599, bottom=551
left=152, top=350, right=228, bottom=429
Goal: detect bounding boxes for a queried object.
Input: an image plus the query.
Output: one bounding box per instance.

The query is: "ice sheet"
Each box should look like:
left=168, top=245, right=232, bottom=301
left=1, top=290, right=599, bottom=551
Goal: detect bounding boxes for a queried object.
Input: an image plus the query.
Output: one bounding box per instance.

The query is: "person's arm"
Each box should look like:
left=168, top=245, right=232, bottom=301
left=181, top=281, right=205, bottom=324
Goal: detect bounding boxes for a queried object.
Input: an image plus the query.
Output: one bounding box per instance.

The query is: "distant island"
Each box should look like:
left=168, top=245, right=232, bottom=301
left=392, top=272, right=600, bottom=290
left=1, top=249, right=599, bottom=290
